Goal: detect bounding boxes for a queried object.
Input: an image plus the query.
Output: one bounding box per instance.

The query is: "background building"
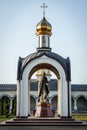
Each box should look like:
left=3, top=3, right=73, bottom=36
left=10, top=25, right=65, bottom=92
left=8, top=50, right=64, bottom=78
left=0, top=79, right=87, bottom=115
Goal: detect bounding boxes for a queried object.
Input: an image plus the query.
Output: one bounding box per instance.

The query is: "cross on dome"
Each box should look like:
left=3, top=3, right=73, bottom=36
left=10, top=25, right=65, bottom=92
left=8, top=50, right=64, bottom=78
left=41, top=3, right=48, bottom=17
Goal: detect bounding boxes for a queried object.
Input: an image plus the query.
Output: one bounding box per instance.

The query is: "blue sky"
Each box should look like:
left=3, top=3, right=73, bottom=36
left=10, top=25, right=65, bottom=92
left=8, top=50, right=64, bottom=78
left=0, top=0, right=87, bottom=84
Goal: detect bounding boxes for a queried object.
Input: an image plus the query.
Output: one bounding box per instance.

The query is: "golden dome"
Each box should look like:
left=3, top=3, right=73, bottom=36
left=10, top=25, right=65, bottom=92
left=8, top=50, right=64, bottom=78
left=36, top=17, right=52, bottom=36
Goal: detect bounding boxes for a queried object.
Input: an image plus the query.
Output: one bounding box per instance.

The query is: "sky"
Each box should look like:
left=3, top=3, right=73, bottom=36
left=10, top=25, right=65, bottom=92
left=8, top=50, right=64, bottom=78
left=0, top=0, right=87, bottom=84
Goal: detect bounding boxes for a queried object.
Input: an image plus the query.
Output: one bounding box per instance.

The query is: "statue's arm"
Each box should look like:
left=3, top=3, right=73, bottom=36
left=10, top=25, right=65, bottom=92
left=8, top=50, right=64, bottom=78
left=46, top=83, right=50, bottom=95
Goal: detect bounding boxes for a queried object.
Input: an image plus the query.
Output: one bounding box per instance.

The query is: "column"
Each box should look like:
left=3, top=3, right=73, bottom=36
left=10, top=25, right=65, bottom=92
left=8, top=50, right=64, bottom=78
left=49, top=97, right=51, bottom=104
left=9, top=98, right=13, bottom=114
left=35, top=97, right=38, bottom=110
left=58, top=79, right=61, bottom=116
left=16, top=80, right=21, bottom=117
left=68, top=81, right=72, bottom=117
left=49, top=97, right=52, bottom=109
left=20, top=77, right=28, bottom=117
left=74, top=98, right=77, bottom=111
left=36, top=97, right=38, bottom=105
left=28, top=79, right=30, bottom=116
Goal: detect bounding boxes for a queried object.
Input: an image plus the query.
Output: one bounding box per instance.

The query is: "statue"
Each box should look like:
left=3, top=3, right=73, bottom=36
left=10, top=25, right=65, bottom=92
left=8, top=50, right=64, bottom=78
left=35, top=72, right=54, bottom=117
left=38, top=72, right=50, bottom=103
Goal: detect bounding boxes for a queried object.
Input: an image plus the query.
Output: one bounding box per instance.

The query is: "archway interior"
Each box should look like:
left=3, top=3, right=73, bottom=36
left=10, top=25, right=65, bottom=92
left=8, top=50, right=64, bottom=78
left=77, top=96, right=87, bottom=111
left=28, top=63, right=60, bottom=115
left=30, top=96, right=36, bottom=111
left=51, top=96, right=58, bottom=111
left=28, top=63, right=60, bottom=80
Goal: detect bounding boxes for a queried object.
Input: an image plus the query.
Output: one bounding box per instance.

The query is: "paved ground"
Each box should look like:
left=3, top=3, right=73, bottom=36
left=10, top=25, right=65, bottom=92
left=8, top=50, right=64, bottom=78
left=0, top=126, right=87, bottom=130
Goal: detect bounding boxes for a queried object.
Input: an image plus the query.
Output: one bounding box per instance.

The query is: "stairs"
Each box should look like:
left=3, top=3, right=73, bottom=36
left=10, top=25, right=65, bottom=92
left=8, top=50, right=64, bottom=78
left=1, top=117, right=87, bottom=126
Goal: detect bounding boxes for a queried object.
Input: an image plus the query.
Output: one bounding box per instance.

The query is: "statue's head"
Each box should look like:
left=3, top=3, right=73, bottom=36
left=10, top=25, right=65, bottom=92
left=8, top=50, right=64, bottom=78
left=43, top=72, right=46, bottom=76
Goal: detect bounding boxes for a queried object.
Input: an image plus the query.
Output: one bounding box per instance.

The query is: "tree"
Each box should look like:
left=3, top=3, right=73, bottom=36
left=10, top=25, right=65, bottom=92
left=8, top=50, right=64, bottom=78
left=3, top=100, right=9, bottom=118
left=13, top=99, right=16, bottom=115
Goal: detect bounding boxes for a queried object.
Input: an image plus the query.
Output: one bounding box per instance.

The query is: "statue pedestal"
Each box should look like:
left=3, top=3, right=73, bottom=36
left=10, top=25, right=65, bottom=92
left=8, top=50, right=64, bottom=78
left=35, top=103, right=54, bottom=117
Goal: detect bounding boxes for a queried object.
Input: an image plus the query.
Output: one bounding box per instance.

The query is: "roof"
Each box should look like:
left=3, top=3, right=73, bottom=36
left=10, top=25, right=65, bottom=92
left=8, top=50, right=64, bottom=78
left=30, top=79, right=58, bottom=91
left=71, top=84, right=87, bottom=91
left=0, top=82, right=87, bottom=91
left=17, top=51, right=71, bottom=81
left=0, top=84, right=17, bottom=91
left=0, top=79, right=57, bottom=91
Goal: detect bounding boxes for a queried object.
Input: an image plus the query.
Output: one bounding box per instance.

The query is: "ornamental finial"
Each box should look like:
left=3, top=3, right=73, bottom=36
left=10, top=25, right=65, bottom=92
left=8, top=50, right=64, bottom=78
left=41, top=3, right=48, bottom=17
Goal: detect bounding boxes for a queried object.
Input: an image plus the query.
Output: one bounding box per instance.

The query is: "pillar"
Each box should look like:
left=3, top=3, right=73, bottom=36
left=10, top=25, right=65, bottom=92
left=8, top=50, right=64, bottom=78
left=68, top=81, right=72, bottom=117
left=35, top=97, right=38, bottom=110
left=36, top=97, right=38, bottom=105
left=20, top=77, right=28, bottom=117
left=28, top=79, right=30, bottom=116
left=74, top=98, right=77, bottom=111
left=9, top=98, right=13, bottom=114
left=58, top=78, right=68, bottom=117
left=58, top=79, right=61, bottom=116
left=16, top=80, right=21, bottom=117
left=49, top=97, right=51, bottom=104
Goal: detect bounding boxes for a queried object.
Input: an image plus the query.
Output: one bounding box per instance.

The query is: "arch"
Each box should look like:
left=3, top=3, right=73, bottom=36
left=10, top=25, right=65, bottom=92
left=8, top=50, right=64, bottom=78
left=51, top=94, right=58, bottom=99
left=22, top=55, right=66, bottom=81
left=76, top=95, right=87, bottom=100
left=28, top=63, right=60, bottom=80
left=18, top=55, right=71, bottom=117
left=0, top=96, right=10, bottom=115
left=12, top=95, right=17, bottom=99
left=30, top=94, right=36, bottom=100
left=71, top=95, right=75, bottom=100
left=19, top=51, right=71, bottom=81
left=77, top=96, right=87, bottom=111
left=0, top=94, right=11, bottom=100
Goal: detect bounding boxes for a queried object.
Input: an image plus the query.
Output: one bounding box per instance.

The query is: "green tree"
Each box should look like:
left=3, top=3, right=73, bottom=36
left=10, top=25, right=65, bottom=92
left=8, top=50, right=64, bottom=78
left=12, top=97, right=16, bottom=115
left=13, top=99, right=16, bottom=115
left=3, top=100, right=9, bottom=118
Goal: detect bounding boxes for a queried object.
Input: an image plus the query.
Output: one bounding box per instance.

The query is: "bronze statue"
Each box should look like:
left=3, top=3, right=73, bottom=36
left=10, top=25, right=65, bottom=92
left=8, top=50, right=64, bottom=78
left=38, top=72, right=50, bottom=103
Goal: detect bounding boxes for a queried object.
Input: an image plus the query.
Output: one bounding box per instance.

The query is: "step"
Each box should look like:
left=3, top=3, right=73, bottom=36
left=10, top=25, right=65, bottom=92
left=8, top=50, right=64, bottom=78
left=13, top=118, right=75, bottom=121
left=6, top=120, right=82, bottom=124
left=0, top=122, right=86, bottom=126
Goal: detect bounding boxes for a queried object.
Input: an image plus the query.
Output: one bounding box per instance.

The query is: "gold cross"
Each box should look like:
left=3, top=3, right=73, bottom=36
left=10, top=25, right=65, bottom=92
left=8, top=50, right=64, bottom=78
left=41, top=3, right=48, bottom=17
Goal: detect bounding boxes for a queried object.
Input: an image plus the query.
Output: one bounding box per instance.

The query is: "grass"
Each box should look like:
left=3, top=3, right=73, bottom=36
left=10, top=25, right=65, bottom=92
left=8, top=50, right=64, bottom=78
left=0, top=114, right=87, bottom=122
left=72, top=114, right=87, bottom=121
left=0, top=115, right=16, bottom=122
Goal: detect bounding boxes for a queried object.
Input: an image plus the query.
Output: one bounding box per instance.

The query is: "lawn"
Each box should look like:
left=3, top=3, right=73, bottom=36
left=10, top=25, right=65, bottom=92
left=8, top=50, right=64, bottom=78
left=0, top=115, right=15, bottom=122
left=72, top=114, right=87, bottom=121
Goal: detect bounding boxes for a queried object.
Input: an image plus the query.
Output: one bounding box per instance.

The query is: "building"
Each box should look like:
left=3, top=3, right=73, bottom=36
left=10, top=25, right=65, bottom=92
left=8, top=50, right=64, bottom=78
left=0, top=81, right=87, bottom=115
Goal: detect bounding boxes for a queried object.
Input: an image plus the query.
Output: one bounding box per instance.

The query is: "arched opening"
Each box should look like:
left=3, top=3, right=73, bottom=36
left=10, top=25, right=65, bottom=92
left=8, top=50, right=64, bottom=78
left=1, top=96, right=10, bottom=115
left=77, top=96, right=87, bottom=112
left=28, top=63, right=60, bottom=80
left=51, top=96, right=58, bottom=111
left=12, top=96, right=17, bottom=115
left=30, top=69, right=58, bottom=115
left=28, top=63, right=59, bottom=115
left=71, top=98, right=74, bottom=111
left=18, top=55, right=70, bottom=117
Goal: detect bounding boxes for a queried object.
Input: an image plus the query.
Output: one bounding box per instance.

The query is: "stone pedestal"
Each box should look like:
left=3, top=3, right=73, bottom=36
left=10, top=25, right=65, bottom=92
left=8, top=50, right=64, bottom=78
left=35, top=103, right=54, bottom=117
